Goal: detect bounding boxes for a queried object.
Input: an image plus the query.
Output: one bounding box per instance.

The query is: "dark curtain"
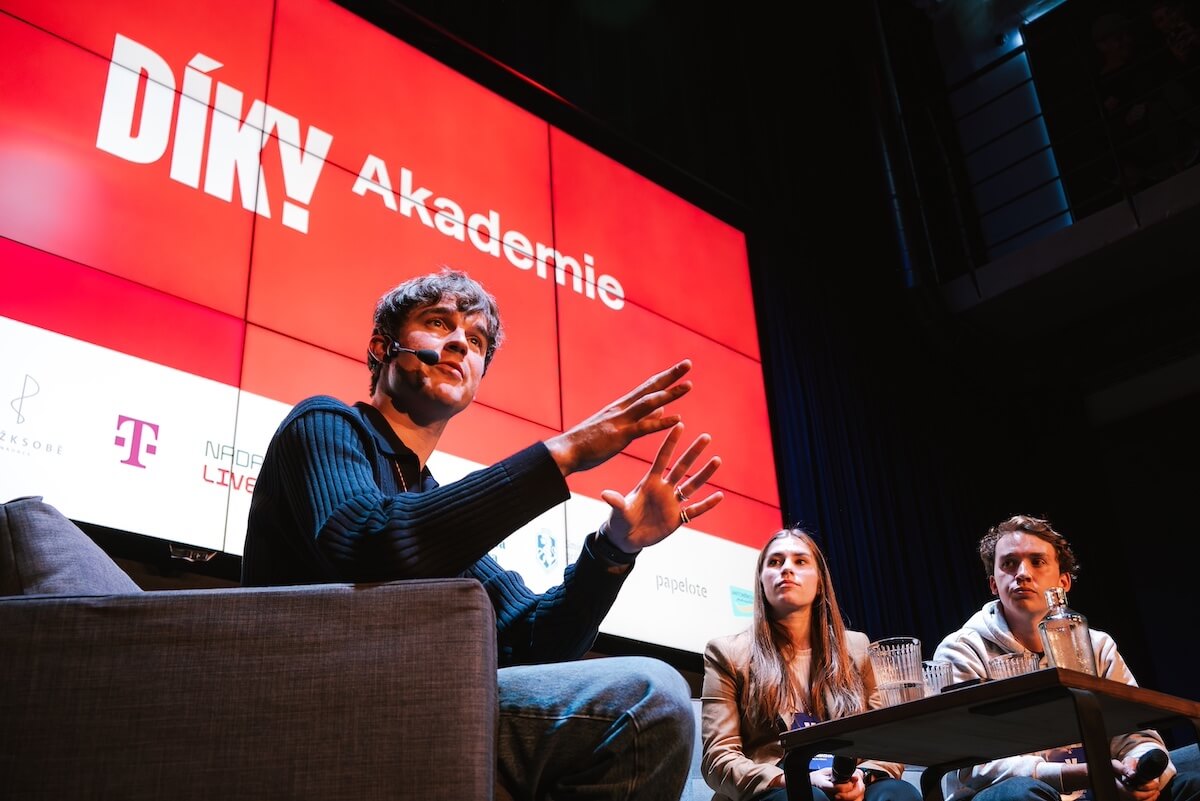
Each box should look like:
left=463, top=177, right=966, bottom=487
left=368, top=0, right=1174, bottom=685
left=369, top=0, right=1042, bottom=656
left=749, top=228, right=1015, bottom=654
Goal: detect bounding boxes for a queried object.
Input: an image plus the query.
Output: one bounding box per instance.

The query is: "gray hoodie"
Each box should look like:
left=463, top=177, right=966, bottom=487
left=932, top=600, right=1173, bottom=801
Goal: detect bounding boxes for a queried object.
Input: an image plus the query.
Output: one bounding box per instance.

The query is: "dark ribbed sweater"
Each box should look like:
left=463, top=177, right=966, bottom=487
left=242, top=395, right=632, bottom=665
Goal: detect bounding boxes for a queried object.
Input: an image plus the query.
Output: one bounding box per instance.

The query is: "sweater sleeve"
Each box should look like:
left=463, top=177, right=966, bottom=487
left=1093, top=633, right=1174, bottom=787
left=469, top=538, right=633, bottom=666
left=254, top=402, right=569, bottom=582
left=1011, top=636, right=1173, bottom=795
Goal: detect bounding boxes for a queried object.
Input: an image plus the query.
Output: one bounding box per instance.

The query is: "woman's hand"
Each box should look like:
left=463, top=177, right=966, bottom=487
left=811, top=767, right=867, bottom=801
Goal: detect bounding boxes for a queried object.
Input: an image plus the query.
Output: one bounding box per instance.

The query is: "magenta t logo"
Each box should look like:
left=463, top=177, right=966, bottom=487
left=115, top=414, right=159, bottom=468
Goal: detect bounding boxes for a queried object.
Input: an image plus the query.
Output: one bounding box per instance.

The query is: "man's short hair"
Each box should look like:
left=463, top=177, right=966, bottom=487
left=978, top=514, right=1079, bottom=579
left=368, top=268, right=504, bottom=393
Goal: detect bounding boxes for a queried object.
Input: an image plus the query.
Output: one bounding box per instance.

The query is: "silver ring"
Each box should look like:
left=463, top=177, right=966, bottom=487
left=679, top=507, right=690, bottom=525
left=674, top=486, right=688, bottom=503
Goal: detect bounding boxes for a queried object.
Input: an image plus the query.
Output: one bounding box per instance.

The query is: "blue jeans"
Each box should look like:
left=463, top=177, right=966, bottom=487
left=752, top=776, right=924, bottom=801
left=973, top=771, right=1200, bottom=801
left=496, top=656, right=694, bottom=800
left=972, top=777, right=1061, bottom=801
left=1162, top=769, right=1200, bottom=801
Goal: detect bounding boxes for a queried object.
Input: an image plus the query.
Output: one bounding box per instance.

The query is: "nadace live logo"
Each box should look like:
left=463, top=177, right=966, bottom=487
left=199, top=440, right=262, bottom=495
left=95, top=34, right=627, bottom=310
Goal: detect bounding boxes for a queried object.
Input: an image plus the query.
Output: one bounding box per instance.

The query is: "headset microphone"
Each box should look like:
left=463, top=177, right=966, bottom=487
left=385, top=340, right=440, bottom=366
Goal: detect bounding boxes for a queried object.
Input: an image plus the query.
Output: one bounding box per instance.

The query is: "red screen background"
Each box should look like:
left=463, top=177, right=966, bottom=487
left=1, top=0, right=780, bottom=550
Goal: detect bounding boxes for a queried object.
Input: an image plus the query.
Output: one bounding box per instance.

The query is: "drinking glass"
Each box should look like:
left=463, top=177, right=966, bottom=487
left=868, top=636, right=923, bottom=706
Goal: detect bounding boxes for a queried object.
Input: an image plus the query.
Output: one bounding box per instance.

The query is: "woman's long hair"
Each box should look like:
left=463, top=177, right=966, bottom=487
left=744, top=528, right=866, bottom=728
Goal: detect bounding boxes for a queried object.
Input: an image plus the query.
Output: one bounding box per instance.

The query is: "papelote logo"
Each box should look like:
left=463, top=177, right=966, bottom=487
left=94, top=34, right=626, bottom=310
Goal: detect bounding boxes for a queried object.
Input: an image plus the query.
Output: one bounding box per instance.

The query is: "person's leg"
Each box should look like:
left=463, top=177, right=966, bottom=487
left=752, top=778, right=917, bottom=801
left=748, top=788, right=800, bottom=801
left=1159, top=769, right=1200, bottom=801
left=748, top=785, right=827, bottom=801
left=864, top=777, right=922, bottom=801
left=497, top=656, right=693, bottom=801
left=971, top=777, right=1060, bottom=801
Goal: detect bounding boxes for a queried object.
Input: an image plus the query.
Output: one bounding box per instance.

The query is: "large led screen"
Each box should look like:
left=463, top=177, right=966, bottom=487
left=0, top=0, right=781, bottom=654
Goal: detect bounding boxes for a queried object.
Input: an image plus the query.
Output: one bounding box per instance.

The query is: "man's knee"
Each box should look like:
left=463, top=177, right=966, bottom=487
left=624, top=656, right=690, bottom=696
left=616, top=656, right=692, bottom=722
left=594, top=655, right=694, bottom=775
left=865, top=777, right=922, bottom=801
left=975, top=776, right=1060, bottom=801
left=1164, top=769, right=1200, bottom=801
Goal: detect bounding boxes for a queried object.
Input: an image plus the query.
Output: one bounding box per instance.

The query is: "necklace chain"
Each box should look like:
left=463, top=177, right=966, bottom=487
left=393, top=460, right=409, bottom=493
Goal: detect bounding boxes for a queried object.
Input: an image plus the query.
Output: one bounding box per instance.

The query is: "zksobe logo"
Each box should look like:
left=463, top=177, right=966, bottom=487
left=10, top=374, right=39, bottom=425
left=1, top=374, right=65, bottom=458
left=6, top=373, right=164, bottom=469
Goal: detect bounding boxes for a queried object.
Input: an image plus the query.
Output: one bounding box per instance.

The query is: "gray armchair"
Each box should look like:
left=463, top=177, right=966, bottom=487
left=0, top=496, right=498, bottom=800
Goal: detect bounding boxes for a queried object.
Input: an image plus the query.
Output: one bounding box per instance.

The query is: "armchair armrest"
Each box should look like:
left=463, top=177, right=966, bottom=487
left=0, top=579, right=496, bottom=800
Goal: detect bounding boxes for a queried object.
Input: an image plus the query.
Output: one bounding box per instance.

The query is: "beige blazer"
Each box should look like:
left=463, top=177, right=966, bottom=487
left=701, top=627, right=905, bottom=801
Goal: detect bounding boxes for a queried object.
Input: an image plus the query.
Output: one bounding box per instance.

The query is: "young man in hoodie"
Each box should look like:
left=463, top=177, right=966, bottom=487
left=933, top=514, right=1199, bottom=801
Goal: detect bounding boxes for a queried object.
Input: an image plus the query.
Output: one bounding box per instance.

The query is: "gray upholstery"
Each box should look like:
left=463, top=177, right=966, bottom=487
left=0, top=496, right=499, bottom=801
left=1, top=579, right=497, bottom=800
left=0, top=495, right=141, bottom=595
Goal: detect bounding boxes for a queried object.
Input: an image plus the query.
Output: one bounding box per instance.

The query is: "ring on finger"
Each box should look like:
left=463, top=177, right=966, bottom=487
left=674, top=486, right=688, bottom=503
left=680, top=507, right=690, bottom=525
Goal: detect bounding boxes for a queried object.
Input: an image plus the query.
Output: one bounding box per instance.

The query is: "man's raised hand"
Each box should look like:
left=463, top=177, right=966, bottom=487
left=600, top=422, right=724, bottom=553
left=545, top=360, right=694, bottom=477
